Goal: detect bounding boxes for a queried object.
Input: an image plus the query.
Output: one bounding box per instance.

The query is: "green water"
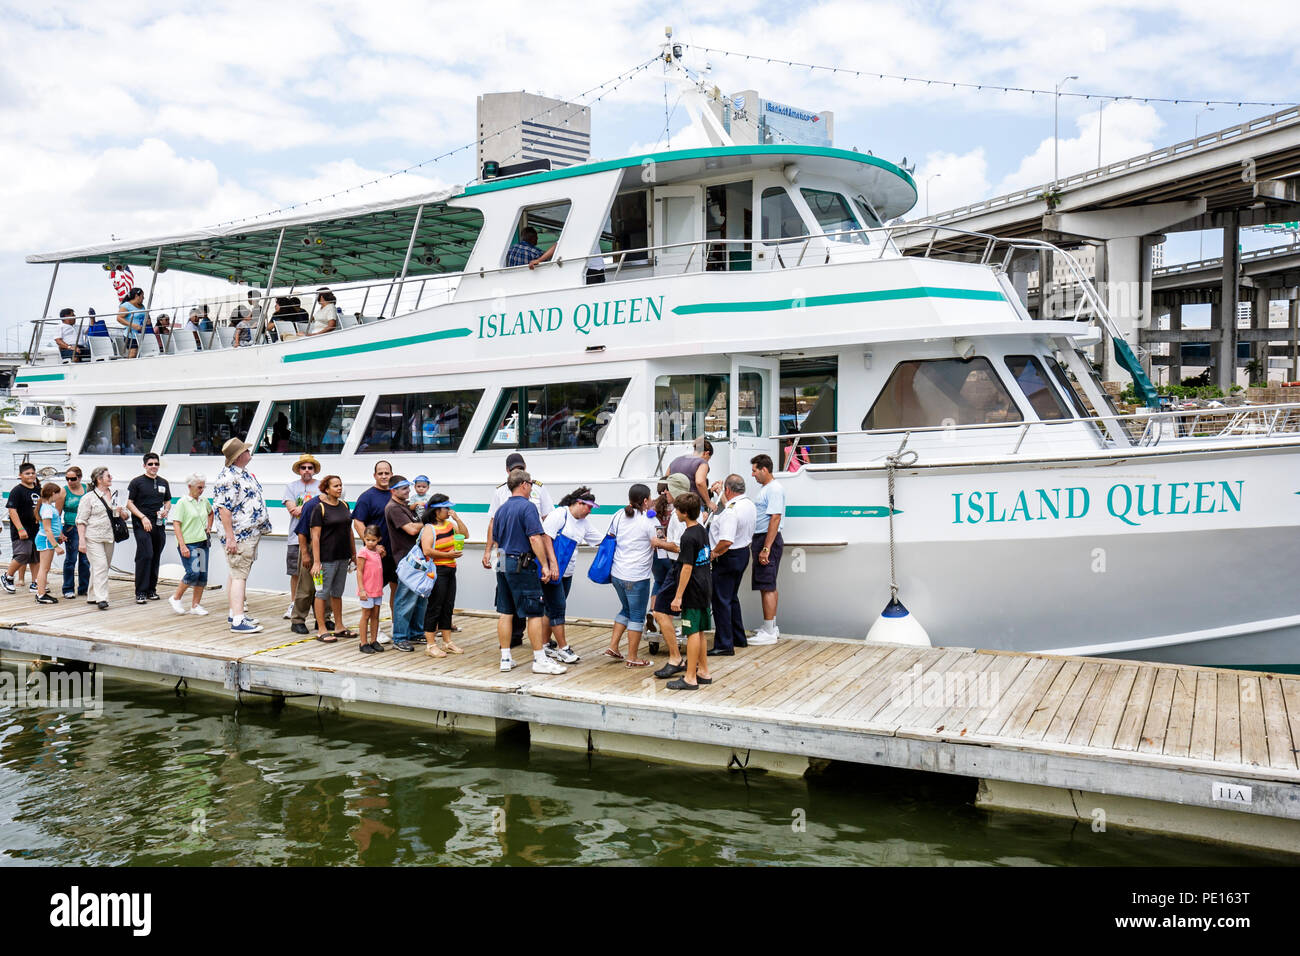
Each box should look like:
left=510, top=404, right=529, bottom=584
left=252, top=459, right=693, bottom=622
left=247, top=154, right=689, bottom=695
left=0, top=672, right=1288, bottom=866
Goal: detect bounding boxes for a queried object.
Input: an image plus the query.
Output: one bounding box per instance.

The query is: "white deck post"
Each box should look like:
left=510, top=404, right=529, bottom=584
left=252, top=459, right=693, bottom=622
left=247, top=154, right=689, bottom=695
left=256, top=228, right=286, bottom=342
left=388, top=204, right=425, bottom=316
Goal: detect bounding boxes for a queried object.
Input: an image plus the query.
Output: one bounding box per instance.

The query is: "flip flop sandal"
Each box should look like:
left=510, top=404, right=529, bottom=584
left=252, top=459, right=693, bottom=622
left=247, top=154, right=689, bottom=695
left=443, top=642, right=464, bottom=655
left=315, top=633, right=338, bottom=643
left=625, top=658, right=653, bottom=668
left=603, top=648, right=624, bottom=661
left=335, top=629, right=359, bottom=640
left=426, top=645, right=447, bottom=658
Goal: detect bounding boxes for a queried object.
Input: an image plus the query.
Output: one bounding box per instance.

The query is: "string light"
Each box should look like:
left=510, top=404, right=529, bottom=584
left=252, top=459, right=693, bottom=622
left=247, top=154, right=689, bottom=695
left=207, top=57, right=658, bottom=229
left=685, top=44, right=1297, bottom=109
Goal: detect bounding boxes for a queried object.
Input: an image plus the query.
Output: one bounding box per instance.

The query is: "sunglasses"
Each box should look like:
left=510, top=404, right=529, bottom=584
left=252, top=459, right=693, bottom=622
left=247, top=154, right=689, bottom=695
left=299, top=465, right=315, bottom=471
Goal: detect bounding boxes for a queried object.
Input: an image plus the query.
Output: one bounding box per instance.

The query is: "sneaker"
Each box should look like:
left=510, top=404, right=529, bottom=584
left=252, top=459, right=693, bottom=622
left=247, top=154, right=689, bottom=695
left=359, top=643, right=378, bottom=654
left=35, top=593, right=58, bottom=604
left=1, top=574, right=14, bottom=593
left=290, top=622, right=308, bottom=634
left=500, top=656, right=516, bottom=672
left=532, top=657, right=567, bottom=675
left=147, top=593, right=161, bottom=601
left=283, top=604, right=293, bottom=620
left=190, top=605, right=209, bottom=616
left=410, top=634, right=427, bottom=645
left=62, top=592, right=74, bottom=599
left=393, top=640, right=414, bottom=652
left=547, top=645, right=581, bottom=664
left=369, top=641, right=385, bottom=652
left=376, top=630, right=390, bottom=645
left=29, top=581, right=38, bottom=592
left=230, top=620, right=263, bottom=634
left=96, top=601, right=109, bottom=610
left=748, top=629, right=779, bottom=646
left=229, top=615, right=260, bottom=627
left=135, top=595, right=147, bottom=605
left=168, top=597, right=188, bottom=615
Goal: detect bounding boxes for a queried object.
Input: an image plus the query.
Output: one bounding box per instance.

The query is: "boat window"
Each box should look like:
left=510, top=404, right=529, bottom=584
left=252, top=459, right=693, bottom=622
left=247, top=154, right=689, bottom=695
left=801, top=189, right=866, bottom=243
left=863, top=358, right=1023, bottom=429
left=479, top=379, right=628, bottom=450
left=655, top=374, right=729, bottom=442
left=705, top=180, right=753, bottom=271
left=505, top=200, right=571, bottom=267
left=258, top=396, right=363, bottom=455
left=358, top=389, right=483, bottom=453
left=607, top=191, right=650, bottom=264
left=760, top=187, right=808, bottom=242
left=779, top=357, right=838, bottom=466
left=852, top=194, right=883, bottom=228
left=1005, top=355, right=1072, bottom=421
left=166, top=402, right=261, bottom=455
left=81, top=404, right=165, bottom=456
left=1046, top=355, right=1092, bottom=419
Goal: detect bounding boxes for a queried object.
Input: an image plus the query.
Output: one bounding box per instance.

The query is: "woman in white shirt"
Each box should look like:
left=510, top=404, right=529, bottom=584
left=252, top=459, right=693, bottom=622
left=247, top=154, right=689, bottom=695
left=540, top=487, right=606, bottom=664
left=604, top=483, right=658, bottom=667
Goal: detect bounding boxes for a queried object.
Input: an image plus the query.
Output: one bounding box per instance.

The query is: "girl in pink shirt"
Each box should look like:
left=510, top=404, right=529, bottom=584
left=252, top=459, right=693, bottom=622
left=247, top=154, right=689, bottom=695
left=356, top=526, right=385, bottom=653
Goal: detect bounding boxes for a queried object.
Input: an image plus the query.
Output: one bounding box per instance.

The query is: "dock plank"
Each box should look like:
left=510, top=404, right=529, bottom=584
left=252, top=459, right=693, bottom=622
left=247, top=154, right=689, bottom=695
left=1188, top=671, right=1219, bottom=761
left=1113, top=665, right=1158, bottom=752
left=1089, top=665, right=1138, bottom=751
left=1214, top=672, right=1242, bottom=764
left=1064, top=662, right=1119, bottom=748
left=1162, top=670, right=1197, bottom=759
left=974, top=656, right=1051, bottom=737
left=1018, top=659, right=1083, bottom=741
left=1137, top=668, right=1178, bottom=755
left=1260, top=676, right=1298, bottom=771
left=1239, top=676, right=1269, bottom=768
left=1043, top=661, right=1101, bottom=744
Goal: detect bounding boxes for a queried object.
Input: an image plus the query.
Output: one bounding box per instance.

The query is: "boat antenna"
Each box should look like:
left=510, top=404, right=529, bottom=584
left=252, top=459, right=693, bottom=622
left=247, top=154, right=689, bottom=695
left=660, top=28, right=734, bottom=148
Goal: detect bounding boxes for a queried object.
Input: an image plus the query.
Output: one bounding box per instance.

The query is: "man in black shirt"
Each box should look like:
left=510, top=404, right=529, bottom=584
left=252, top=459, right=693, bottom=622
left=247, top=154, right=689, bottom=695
left=127, top=452, right=171, bottom=603
left=2, top=461, right=40, bottom=593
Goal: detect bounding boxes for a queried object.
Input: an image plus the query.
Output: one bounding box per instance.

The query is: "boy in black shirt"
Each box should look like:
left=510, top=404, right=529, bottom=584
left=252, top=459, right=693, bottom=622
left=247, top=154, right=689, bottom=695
left=666, top=492, right=713, bottom=691
left=2, top=461, right=40, bottom=593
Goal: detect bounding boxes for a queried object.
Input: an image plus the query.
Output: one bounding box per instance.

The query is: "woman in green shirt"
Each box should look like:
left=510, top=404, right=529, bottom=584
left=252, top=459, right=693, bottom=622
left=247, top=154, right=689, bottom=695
left=169, top=473, right=214, bottom=615
left=60, top=466, right=90, bottom=599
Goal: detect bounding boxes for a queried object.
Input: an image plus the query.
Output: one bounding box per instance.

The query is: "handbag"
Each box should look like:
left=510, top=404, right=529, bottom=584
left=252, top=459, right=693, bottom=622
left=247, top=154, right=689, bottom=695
left=543, top=510, right=577, bottom=581
left=97, top=492, right=129, bottom=543
left=396, top=537, right=436, bottom=598
left=586, top=513, right=620, bottom=585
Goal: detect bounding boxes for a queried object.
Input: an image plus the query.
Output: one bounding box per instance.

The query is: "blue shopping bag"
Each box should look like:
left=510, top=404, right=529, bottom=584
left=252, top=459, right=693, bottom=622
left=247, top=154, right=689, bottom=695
left=586, top=514, right=620, bottom=585
left=542, top=510, right=578, bottom=580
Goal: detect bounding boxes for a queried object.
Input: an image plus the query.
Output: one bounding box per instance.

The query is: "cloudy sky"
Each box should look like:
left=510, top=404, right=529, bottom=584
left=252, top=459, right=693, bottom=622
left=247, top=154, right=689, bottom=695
left=3, top=0, right=1297, bottom=347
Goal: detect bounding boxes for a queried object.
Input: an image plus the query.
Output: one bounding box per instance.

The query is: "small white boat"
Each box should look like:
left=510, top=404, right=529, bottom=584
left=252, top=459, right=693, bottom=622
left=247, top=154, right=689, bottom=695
left=4, top=402, right=70, bottom=443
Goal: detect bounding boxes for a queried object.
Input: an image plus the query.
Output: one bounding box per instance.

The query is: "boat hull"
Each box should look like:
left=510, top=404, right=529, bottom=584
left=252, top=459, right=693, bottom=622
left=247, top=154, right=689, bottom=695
left=5, top=419, right=68, bottom=443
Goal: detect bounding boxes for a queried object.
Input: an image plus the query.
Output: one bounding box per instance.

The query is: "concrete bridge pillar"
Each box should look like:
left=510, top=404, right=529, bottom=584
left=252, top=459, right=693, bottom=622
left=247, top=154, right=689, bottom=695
left=1217, top=212, right=1240, bottom=389
left=1168, top=300, right=1182, bottom=384
left=1252, top=286, right=1271, bottom=383
left=1101, top=235, right=1143, bottom=380
left=1291, top=299, right=1299, bottom=383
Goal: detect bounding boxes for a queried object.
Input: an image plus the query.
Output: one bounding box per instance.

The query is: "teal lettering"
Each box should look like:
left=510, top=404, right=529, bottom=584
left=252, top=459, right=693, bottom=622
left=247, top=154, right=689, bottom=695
left=952, top=493, right=963, bottom=525
left=646, top=296, right=664, bottom=321
left=1107, top=484, right=1139, bottom=527
left=966, top=492, right=984, bottom=524
left=511, top=312, right=526, bottom=335
left=628, top=298, right=642, bottom=324
left=1136, top=483, right=1162, bottom=517
left=1169, top=482, right=1190, bottom=515
left=1194, top=481, right=1216, bottom=514
left=594, top=301, right=611, bottom=327
left=1066, top=487, right=1090, bottom=518
left=478, top=314, right=485, bottom=338
left=1010, top=490, right=1032, bottom=521
left=986, top=491, right=1005, bottom=522
left=1219, top=480, right=1243, bottom=512
left=528, top=309, right=543, bottom=333
left=1036, top=488, right=1060, bottom=520
left=573, top=304, right=592, bottom=335
left=612, top=299, right=627, bottom=325
left=546, top=308, right=563, bottom=331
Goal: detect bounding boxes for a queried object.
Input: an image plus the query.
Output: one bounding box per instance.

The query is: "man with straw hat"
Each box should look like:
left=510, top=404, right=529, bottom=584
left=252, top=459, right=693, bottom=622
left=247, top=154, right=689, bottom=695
left=213, top=437, right=272, bottom=634
left=282, top=453, right=321, bottom=620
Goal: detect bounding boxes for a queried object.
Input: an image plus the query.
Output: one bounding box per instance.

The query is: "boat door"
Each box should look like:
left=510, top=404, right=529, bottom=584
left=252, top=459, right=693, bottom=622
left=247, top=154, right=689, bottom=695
left=730, top=354, right=780, bottom=468
left=653, top=185, right=704, bottom=275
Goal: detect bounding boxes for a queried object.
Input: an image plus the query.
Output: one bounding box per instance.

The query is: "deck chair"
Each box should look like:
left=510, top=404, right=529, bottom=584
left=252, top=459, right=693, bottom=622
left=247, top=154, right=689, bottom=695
left=88, top=336, right=117, bottom=362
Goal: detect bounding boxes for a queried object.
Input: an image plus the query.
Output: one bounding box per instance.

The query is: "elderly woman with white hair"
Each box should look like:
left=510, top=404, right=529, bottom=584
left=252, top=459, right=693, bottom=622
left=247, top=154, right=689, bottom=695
left=169, top=473, right=214, bottom=615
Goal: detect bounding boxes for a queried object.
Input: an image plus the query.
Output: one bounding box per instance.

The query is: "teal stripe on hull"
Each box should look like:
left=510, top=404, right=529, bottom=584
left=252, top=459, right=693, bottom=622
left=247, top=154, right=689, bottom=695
left=672, top=287, right=1005, bottom=316
left=281, top=327, right=472, bottom=363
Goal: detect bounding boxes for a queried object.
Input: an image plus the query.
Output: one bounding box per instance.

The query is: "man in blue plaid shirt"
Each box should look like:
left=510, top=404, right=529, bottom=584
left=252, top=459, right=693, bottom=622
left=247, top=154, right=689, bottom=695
left=506, top=227, right=544, bottom=267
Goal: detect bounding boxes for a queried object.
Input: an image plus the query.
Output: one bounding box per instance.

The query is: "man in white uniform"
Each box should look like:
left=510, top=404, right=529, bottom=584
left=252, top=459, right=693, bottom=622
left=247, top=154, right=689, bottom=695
left=707, top=474, right=756, bottom=655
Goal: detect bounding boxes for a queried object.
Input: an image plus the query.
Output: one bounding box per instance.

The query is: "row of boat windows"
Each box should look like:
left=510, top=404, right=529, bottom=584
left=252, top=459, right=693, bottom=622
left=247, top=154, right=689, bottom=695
left=77, top=354, right=1083, bottom=459
left=80, top=380, right=630, bottom=458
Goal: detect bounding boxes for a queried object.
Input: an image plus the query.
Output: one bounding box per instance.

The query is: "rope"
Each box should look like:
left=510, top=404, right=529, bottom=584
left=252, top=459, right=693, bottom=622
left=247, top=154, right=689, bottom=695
left=883, top=446, right=918, bottom=599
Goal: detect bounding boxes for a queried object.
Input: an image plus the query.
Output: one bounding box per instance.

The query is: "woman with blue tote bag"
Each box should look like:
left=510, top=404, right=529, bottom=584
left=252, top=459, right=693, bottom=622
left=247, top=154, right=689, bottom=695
left=600, top=484, right=658, bottom=667
left=541, top=488, right=605, bottom=664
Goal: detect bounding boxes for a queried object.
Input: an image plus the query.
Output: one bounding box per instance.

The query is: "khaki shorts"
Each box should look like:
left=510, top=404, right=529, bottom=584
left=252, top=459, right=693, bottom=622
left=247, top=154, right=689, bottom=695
left=226, top=535, right=260, bottom=580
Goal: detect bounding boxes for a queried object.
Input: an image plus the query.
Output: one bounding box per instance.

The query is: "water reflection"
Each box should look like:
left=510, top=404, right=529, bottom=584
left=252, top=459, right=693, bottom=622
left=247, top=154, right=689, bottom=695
left=0, top=671, right=1289, bottom=866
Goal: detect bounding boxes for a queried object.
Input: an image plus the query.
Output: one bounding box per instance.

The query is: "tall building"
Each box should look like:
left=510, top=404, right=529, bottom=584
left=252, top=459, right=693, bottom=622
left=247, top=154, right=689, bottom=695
left=476, top=92, right=591, bottom=175
left=707, top=90, right=833, bottom=147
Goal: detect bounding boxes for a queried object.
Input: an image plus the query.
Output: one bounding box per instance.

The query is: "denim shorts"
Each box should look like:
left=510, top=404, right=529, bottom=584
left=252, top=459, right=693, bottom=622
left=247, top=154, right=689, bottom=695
left=358, top=595, right=381, bottom=609
left=495, top=556, right=544, bottom=618
left=541, top=575, right=573, bottom=626
left=179, top=542, right=209, bottom=586
left=611, top=576, right=651, bottom=633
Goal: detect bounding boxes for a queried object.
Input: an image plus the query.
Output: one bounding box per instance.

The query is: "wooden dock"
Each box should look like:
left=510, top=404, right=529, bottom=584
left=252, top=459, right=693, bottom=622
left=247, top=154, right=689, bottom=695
left=2, top=585, right=1299, bottom=853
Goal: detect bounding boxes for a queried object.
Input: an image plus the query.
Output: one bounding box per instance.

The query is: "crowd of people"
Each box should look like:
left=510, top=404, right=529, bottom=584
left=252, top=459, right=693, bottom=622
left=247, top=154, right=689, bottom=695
left=52, top=287, right=351, bottom=361
left=5, top=437, right=786, bottom=693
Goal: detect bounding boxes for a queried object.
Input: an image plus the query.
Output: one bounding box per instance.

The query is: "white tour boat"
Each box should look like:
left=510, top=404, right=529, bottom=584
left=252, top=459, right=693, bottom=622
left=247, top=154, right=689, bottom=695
left=4, top=401, right=71, bottom=443
left=15, top=48, right=1300, bottom=669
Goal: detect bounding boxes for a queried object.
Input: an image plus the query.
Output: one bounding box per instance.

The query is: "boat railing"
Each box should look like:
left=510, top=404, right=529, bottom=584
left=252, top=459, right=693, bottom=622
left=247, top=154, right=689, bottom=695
left=22, top=223, right=1121, bottom=364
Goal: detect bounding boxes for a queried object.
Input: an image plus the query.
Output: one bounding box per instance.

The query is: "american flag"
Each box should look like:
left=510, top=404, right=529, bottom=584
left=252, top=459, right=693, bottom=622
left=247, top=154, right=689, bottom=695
left=109, top=265, right=135, bottom=302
